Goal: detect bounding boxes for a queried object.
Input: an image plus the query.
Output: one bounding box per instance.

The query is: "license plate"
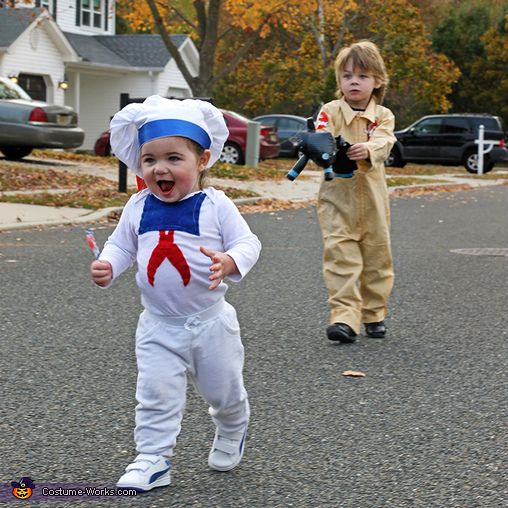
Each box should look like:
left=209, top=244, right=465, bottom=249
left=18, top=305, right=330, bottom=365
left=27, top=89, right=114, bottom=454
left=57, top=114, right=72, bottom=126
left=269, top=134, right=277, bottom=143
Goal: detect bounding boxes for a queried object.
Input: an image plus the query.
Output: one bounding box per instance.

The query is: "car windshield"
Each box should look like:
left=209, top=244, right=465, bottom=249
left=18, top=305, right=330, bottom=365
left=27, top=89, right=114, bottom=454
left=0, top=78, right=32, bottom=100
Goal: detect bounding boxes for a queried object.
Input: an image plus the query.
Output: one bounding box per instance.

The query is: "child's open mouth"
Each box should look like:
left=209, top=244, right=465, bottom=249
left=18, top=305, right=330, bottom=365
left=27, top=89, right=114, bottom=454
left=158, top=180, right=175, bottom=194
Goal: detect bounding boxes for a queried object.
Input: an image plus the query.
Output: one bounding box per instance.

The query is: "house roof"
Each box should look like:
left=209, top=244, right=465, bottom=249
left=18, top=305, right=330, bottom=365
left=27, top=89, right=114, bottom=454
left=65, top=33, right=189, bottom=69
left=0, top=7, right=44, bottom=48
left=0, top=7, right=190, bottom=69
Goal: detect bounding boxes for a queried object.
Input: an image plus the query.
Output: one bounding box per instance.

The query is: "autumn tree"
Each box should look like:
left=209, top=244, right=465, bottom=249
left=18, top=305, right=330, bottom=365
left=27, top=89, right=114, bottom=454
left=215, top=0, right=460, bottom=126
left=468, top=12, right=508, bottom=126
left=116, top=0, right=337, bottom=97
left=214, top=1, right=358, bottom=116
left=353, top=0, right=460, bottom=126
left=431, top=0, right=508, bottom=124
left=116, top=0, right=459, bottom=127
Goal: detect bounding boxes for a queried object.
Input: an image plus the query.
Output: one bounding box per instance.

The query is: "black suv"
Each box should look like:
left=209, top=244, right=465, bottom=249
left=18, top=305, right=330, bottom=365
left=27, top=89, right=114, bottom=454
left=385, top=114, right=508, bottom=173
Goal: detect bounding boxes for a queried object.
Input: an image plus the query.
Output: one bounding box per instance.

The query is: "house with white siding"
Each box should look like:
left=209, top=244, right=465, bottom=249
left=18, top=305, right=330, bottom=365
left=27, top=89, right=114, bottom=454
left=0, top=1, right=197, bottom=149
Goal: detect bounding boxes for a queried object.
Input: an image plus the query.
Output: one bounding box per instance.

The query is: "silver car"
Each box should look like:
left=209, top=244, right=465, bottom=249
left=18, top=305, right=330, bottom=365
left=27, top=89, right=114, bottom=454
left=0, top=77, right=84, bottom=160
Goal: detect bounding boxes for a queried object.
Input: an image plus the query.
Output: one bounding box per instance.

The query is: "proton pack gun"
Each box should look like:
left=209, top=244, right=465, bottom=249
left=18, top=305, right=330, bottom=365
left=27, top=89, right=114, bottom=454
left=286, top=118, right=357, bottom=181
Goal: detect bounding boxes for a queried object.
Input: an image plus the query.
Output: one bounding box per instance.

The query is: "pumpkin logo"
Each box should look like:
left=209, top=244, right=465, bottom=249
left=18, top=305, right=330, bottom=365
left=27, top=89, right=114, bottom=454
left=11, top=477, right=35, bottom=499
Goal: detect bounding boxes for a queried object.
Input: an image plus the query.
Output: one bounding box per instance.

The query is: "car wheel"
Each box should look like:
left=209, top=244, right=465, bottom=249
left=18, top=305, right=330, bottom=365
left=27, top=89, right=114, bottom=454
left=385, top=148, right=405, bottom=167
left=0, top=146, right=33, bottom=160
left=220, top=142, right=244, bottom=165
left=464, top=151, right=494, bottom=174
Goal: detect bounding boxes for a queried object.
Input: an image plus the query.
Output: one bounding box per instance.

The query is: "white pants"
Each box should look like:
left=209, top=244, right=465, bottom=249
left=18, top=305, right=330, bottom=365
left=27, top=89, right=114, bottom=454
left=134, top=299, right=249, bottom=457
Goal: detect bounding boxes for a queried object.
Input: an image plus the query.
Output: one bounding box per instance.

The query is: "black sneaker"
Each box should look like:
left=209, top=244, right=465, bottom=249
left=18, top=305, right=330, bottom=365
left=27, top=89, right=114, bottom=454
left=364, top=321, right=386, bottom=338
left=326, top=323, right=357, bottom=343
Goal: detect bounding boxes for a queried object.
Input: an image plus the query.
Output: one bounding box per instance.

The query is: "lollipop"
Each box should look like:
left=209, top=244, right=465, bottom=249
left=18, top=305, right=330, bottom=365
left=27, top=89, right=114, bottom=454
left=85, top=229, right=101, bottom=259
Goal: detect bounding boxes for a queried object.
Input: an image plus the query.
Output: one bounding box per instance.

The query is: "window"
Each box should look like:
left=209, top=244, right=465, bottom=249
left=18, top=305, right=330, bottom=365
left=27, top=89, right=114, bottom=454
left=281, top=118, right=305, bottom=131
left=80, top=0, right=104, bottom=29
left=0, top=78, right=32, bottom=100
left=442, top=118, right=469, bottom=134
left=258, top=117, right=277, bottom=127
left=17, top=74, right=46, bottom=102
left=414, top=118, right=442, bottom=134
left=469, top=117, right=499, bottom=132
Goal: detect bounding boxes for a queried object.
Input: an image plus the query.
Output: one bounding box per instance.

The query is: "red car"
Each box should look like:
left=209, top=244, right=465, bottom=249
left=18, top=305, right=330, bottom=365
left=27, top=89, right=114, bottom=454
left=94, top=109, right=280, bottom=165
left=219, top=109, right=280, bottom=164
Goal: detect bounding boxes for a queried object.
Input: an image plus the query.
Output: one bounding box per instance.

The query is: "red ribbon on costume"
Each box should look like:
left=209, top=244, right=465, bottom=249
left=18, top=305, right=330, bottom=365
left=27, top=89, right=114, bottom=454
left=147, top=230, right=190, bottom=287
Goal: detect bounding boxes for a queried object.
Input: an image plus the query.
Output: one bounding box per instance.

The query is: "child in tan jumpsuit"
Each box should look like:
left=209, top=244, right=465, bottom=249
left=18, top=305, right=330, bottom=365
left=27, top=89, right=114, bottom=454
left=316, top=40, right=396, bottom=343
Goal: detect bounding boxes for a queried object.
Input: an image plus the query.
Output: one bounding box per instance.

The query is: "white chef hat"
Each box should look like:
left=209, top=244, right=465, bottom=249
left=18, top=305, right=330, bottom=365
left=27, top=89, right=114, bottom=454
left=109, top=95, right=229, bottom=177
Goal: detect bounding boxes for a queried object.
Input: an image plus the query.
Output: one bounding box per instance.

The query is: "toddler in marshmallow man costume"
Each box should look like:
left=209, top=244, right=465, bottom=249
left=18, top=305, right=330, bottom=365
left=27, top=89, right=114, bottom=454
left=90, top=95, right=261, bottom=492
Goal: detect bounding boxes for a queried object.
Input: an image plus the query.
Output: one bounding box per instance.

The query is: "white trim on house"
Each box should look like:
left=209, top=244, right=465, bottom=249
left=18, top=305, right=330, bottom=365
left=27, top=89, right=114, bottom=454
left=66, top=61, right=164, bottom=73
left=178, top=37, right=199, bottom=78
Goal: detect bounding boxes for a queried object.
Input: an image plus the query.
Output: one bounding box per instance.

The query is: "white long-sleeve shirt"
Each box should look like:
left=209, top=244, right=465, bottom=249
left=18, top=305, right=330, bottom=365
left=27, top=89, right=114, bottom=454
left=100, top=187, right=261, bottom=316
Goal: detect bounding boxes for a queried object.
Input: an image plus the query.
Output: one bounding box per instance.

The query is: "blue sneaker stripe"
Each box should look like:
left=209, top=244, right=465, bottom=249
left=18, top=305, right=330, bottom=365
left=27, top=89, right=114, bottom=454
left=239, top=430, right=246, bottom=453
left=149, top=466, right=170, bottom=484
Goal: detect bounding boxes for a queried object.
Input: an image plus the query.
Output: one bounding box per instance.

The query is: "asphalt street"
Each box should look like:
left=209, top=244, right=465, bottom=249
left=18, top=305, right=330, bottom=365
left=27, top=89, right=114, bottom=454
left=0, top=186, right=506, bottom=507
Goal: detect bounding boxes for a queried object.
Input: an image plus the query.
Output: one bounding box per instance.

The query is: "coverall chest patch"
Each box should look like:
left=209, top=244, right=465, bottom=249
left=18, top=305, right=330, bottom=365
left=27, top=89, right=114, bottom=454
left=139, top=192, right=206, bottom=287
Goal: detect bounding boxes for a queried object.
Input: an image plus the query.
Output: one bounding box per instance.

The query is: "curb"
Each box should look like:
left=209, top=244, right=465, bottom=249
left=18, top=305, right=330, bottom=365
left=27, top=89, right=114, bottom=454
left=0, top=206, right=124, bottom=232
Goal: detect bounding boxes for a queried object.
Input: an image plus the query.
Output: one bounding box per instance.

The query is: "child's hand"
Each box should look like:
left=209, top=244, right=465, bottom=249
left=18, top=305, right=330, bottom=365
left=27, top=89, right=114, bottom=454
left=200, top=246, right=239, bottom=290
left=346, top=143, right=369, bottom=160
left=91, top=260, right=112, bottom=287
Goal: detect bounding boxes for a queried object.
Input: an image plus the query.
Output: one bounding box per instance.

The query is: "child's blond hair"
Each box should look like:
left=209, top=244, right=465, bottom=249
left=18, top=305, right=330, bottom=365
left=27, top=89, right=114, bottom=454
left=334, top=40, right=389, bottom=104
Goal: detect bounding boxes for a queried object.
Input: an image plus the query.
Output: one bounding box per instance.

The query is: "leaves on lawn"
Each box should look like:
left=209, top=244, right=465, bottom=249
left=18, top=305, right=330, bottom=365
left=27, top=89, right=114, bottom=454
left=0, top=165, right=113, bottom=191
left=2, top=151, right=506, bottom=215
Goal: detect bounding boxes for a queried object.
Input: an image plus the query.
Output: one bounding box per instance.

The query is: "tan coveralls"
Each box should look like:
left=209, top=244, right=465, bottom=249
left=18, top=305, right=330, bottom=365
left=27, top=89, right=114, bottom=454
left=316, top=97, right=396, bottom=333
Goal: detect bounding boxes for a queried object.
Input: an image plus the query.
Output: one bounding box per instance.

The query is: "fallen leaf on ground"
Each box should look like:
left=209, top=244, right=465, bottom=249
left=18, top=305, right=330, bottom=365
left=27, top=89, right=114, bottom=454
left=342, top=370, right=366, bottom=377
left=238, top=198, right=316, bottom=214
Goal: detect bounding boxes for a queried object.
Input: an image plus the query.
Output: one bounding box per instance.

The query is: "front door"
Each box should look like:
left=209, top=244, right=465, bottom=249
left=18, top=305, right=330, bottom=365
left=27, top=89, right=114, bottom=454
left=402, top=117, right=443, bottom=160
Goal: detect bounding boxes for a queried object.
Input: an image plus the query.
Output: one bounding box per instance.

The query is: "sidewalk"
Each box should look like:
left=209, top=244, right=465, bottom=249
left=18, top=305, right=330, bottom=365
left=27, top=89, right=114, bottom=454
left=0, top=165, right=506, bottom=231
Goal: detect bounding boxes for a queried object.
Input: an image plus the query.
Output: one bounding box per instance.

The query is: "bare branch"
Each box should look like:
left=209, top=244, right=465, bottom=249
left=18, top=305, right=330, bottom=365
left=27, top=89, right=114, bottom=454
left=329, top=13, right=359, bottom=62
left=194, top=0, right=207, bottom=43
left=168, top=3, right=197, bottom=30
left=211, top=7, right=288, bottom=85
left=212, top=29, right=262, bottom=84
left=308, top=16, right=328, bottom=65
left=145, top=0, right=196, bottom=90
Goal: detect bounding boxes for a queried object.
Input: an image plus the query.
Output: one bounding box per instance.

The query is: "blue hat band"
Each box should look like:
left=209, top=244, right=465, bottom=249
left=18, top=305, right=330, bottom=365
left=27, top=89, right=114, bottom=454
left=138, top=119, right=211, bottom=149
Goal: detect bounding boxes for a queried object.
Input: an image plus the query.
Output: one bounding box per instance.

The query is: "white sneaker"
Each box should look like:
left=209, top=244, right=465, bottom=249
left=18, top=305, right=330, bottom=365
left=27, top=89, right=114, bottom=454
left=116, top=454, right=171, bottom=491
left=208, top=426, right=247, bottom=471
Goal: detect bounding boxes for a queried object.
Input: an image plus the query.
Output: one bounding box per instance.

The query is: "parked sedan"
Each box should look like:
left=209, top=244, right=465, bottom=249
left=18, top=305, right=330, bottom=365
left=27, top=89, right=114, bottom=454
left=0, top=76, right=85, bottom=160
left=94, top=109, right=281, bottom=165
left=253, top=114, right=307, bottom=157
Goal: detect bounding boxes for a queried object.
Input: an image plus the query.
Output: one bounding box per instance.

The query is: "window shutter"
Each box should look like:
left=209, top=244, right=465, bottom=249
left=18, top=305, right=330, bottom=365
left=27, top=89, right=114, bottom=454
left=75, top=0, right=81, bottom=26
left=53, top=0, right=57, bottom=21
left=104, top=0, right=108, bottom=32
left=35, top=0, right=41, bottom=7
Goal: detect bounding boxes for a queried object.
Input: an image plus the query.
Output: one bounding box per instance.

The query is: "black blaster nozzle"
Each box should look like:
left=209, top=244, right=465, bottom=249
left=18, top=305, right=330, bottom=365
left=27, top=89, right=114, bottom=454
left=287, top=154, right=309, bottom=181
